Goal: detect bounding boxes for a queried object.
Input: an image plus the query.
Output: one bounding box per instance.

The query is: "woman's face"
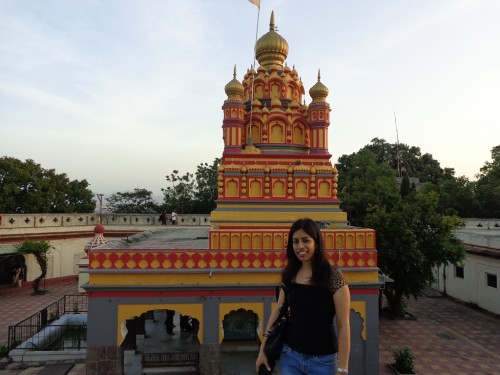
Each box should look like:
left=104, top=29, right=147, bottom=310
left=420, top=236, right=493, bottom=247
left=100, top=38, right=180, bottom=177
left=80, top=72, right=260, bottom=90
left=292, top=229, right=316, bottom=263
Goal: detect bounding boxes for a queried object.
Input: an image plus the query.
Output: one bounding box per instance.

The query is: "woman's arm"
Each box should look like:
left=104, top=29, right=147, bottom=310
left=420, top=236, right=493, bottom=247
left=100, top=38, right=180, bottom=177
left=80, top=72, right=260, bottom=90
left=334, top=284, right=351, bottom=373
left=255, top=287, right=286, bottom=372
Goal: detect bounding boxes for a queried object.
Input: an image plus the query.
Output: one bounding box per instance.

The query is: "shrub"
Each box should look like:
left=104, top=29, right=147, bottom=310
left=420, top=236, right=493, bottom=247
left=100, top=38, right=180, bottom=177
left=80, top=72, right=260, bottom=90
left=393, top=346, right=415, bottom=373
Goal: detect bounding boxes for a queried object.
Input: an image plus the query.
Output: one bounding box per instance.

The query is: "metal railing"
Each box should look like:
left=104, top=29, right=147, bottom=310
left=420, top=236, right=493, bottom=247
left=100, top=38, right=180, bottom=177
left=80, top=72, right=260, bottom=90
left=142, top=352, right=199, bottom=373
left=7, top=294, right=87, bottom=350
left=9, top=324, right=86, bottom=351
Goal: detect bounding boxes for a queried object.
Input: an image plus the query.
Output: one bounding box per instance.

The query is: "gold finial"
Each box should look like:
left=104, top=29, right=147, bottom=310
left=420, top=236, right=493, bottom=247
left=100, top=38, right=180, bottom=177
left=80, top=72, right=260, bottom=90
left=317, top=69, right=321, bottom=82
left=270, top=11, right=275, bottom=31
left=233, top=64, right=237, bottom=79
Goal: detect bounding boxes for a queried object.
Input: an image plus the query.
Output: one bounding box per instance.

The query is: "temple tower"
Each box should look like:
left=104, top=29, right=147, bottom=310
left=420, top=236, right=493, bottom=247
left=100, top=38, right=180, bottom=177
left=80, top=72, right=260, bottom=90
left=211, top=11, right=347, bottom=234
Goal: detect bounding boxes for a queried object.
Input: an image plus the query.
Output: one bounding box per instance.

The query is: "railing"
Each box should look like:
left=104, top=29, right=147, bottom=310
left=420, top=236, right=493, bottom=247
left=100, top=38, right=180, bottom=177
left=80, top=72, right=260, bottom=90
left=9, top=324, right=86, bottom=351
left=142, top=352, right=199, bottom=373
left=0, top=213, right=211, bottom=229
left=7, top=294, right=87, bottom=350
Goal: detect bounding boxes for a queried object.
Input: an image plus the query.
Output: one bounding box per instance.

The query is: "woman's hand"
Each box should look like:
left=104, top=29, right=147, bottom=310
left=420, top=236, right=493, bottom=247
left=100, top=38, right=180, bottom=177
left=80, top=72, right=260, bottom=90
left=255, top=350, right=271, bottom=373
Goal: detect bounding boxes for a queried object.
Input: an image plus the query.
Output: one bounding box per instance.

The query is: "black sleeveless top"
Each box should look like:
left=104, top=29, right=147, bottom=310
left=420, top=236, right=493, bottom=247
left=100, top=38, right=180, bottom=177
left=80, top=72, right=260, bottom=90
left=285, top=267, right=346, bottom=356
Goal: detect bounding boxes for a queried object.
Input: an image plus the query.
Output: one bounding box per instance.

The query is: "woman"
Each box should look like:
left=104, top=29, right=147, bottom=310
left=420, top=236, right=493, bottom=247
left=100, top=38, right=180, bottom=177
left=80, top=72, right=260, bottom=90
left=256, top=218, right=351, bottom=374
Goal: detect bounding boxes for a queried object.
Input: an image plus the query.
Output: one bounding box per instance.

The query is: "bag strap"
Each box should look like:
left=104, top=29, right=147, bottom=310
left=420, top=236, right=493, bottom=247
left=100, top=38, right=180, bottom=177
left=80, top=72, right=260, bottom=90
left=276, top=283, right=290, bottom=317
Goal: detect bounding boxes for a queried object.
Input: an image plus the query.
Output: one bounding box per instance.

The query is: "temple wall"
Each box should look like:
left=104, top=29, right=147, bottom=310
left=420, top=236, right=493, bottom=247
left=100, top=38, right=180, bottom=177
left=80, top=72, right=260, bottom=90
left=86, top=282, right=380, bottom=375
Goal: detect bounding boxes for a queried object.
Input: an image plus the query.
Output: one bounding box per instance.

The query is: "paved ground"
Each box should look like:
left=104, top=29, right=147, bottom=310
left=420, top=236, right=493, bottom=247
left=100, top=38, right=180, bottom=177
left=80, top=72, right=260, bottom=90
left=1, top=279, right=499, bottom=374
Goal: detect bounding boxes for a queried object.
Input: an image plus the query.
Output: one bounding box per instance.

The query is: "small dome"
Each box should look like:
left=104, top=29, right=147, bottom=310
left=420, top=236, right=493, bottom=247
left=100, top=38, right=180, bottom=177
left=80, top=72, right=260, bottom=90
left=252, top=98, right=262, bottom=107
left=309, top=70, right=329, bottom=101
left=255, top=11, right=289, bottom=68
left=225, top=65, right=244, bottom=99
left=271, top=96, right=282, bottom=108
left=94, top=224, right=105, bottom=233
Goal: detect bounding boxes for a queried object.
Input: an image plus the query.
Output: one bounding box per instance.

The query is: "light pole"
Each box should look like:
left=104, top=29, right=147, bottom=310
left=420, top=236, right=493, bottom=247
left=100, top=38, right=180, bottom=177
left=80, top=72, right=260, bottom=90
left=96, top=194, right=104, bottom=224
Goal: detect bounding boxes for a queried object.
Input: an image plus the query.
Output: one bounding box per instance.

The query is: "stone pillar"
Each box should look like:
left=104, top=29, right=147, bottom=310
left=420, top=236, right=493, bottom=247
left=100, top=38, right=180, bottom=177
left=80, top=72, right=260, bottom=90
left=86, top=346, right=123, bottom=375
left=199, top=343, right=221, bottom=375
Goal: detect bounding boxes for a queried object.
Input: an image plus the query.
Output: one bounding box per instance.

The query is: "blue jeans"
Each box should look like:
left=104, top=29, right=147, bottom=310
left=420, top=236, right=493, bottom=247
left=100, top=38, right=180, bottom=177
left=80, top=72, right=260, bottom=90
left=280, top=344, right=338, bottom=375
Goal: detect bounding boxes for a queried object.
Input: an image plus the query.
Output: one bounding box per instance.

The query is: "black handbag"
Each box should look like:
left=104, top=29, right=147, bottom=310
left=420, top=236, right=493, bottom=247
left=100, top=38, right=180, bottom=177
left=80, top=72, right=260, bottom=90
left=263, top=285, right=290, bottom=362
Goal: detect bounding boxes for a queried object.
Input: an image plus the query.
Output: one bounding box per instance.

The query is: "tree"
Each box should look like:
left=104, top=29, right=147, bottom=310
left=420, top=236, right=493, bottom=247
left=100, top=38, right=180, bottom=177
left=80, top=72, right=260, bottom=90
left=475, top=145, right=500, bottom=218
left=0, top=157, right=96, bottom=213
left=337, top=150, right=400, bottom=226
left=106, top=188, right=159, bottom=213
left=337, top=146, right=465, bottom=316
left=161, top=170, right=195, bottom=214
left=365, top=192, right=465, bottom=316
left=15, top=240, right=53, bottom=294
left=193, top=158, right=220, bottom=214
left=358, top=138, right=445, bottom=183
left=421, top=175, right=479, bottom=217
left=161, top=158, right=221, bottom=214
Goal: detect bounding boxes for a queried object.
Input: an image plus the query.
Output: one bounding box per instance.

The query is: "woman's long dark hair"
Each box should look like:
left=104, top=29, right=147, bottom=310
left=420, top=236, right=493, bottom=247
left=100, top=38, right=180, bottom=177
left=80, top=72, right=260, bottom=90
left=282, top=218, right=332, bottom=289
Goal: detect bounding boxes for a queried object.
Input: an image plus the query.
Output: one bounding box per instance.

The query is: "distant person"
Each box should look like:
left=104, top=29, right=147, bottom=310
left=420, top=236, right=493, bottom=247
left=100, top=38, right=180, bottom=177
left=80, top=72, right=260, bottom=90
left=159, top=211, right=167, bottom=225
left=180, top=314, right=192, bottom=332
left=165, top=309, right=175, bottom=335
left=171, top=210, right=177, bottom=225
left=12, top=267, right=23, bottom=287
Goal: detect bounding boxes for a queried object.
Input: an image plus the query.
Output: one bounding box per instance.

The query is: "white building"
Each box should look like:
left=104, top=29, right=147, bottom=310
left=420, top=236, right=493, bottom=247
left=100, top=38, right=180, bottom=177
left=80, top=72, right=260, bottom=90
left=433, top=219, right=500, bottom=316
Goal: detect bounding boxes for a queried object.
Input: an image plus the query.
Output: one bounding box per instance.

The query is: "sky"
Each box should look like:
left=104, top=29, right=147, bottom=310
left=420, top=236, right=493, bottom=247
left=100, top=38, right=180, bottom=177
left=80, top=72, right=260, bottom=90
left=1, top=0, right=499, bottom=200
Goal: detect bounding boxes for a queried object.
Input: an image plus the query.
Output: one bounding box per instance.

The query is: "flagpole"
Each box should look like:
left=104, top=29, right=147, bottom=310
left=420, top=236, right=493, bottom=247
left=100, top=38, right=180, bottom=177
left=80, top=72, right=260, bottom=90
left=247, top=1, right=260, bottom=147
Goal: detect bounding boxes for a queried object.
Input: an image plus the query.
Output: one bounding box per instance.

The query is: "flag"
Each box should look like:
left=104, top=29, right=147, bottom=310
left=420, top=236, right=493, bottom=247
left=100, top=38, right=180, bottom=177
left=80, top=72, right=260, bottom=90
left=248, top=0, right=260, bottom=8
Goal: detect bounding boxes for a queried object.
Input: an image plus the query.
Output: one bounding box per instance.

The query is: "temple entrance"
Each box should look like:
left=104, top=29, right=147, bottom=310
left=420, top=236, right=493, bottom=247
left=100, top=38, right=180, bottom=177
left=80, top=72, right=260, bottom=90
left=121, top=309, right=200, bottom=375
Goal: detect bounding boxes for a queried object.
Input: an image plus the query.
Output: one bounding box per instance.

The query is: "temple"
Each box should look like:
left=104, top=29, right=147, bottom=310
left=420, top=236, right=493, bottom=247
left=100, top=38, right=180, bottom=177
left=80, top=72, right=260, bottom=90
left=84, top=12, right=381, bottom=375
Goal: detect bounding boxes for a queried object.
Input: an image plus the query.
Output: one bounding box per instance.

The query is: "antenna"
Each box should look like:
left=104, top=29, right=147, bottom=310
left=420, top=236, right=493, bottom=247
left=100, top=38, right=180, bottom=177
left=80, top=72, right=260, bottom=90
left=394, top=110, right=402, bottom=178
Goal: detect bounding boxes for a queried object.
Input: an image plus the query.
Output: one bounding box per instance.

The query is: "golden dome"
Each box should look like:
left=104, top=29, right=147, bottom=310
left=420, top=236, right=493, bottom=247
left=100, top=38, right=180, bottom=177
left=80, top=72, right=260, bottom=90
left=309, top=69, right=329, bottom=101
left=255, top=11, right=289, bottom=68
left=224, top=65, right=244, bottom=99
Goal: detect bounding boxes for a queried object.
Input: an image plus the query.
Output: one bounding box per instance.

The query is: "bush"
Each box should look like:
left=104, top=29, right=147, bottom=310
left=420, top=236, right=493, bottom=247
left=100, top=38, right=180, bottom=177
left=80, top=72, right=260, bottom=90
left=393, top=346, right=415, bottom=373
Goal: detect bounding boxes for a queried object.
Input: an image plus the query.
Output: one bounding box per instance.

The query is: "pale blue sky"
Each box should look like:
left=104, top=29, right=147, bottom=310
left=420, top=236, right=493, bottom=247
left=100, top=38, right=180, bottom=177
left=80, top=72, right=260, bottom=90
left=1, top=0, right=499, bottom=198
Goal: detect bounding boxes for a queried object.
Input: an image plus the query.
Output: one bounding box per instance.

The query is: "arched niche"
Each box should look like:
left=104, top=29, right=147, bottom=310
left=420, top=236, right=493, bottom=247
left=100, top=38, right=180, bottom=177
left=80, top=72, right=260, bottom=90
left=270, top=122, right=284, bottom=143
left=318, top=181, right=331, bottom=197
left=231, top=234, right=240, bottom=249
left=251, top=124, right=261, bottom=143
left=295, top=181, right=308, bottom=197
left=221, top=308, right=259, bottom=343
left=226, top=180, right=239, bottom=197
left=293, top=124, right=305, bottom=145
left=249, top=180, right=262, bottom=197
left=242, top=234, right=252, bottom=250
left=272, top=180, right=285, bottom=197
left=220, top=234, right=230, bottom=250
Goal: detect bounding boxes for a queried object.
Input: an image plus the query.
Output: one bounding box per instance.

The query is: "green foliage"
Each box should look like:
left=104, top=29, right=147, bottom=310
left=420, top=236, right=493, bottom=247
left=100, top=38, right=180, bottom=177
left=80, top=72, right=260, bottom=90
left=193, top=158, right=221, bottom=213
left=15, top=240, right=53, bottom=294
left=399, top=174, right=411, bottom=198
left=0, top=157, right=95, bottom=213
left=337, top=139, right=500, bottom=219
left=0, top=344, right=8, bottom=356
left=475, top=145, right=500, bottom=218
left=367, top=191, right=465, bottom=315
left=161, top=158, right=220, bottom=214
left=106, top=188, right=159, bottom=213
left=161, top=170, right=196, bottom=214
left=337, top=146, right=466, bottom=316
left=393, top=347, right=415, bottom=374
left=337, top=150, right=400, bottom=226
